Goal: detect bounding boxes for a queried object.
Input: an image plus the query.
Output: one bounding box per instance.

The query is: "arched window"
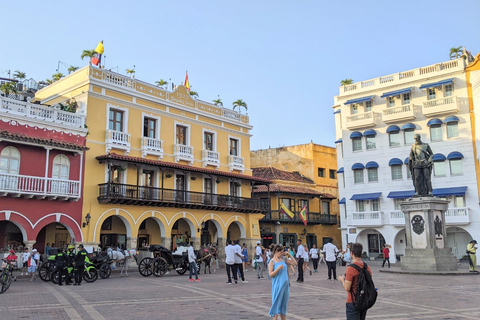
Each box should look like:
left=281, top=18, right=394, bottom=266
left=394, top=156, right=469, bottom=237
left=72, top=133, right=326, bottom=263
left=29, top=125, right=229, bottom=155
left=52, top=154, right=70, bottom=180
left=0, top=146, right=20, bottom=175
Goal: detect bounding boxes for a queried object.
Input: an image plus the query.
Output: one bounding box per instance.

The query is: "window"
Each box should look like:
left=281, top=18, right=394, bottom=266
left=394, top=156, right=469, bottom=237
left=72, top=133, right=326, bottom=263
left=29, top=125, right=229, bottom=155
left=229, top=138, right=239, bottom=156
left=356, top=200, right=365, bottom=212
left=447, top=122, right=459, bottom=139
left=109, top=165, right=125, bottom=183
left=329, top=169, right=336, bottom=179
left=322, top=201, right=330, bottom=215
left=454, top=195, right=465, bottom=208
left=299, top=199, right=308, bottom=212
left=433, top=161, right=446, bottom=176
left=367, top=168, right=378, bottom=182
left=175, top=174, right=186, bottom=201
left=317, top=168, right=325, bottom=177
left=450, top=159, right=463, bottom=175
left=404, top=129, right=415, bottom=145
left=52, top=154, right=70, bottom=180
left=366, top=136, right=376, bottom=150
left=351, top=104, right=358, bottom=115
left=402, top=93, right=410, bottom=105
left=109, top=109, right=124, bottom=131
left=204, top=132, right=214, bottom=151
left=406, top=164, right=412, bottom=179
left=430, top=124, right=442, bottom=141
left=445, top=84, right=453, bottom=97
left=371, top=199, right=380, bottom=211
left=394, top=198, right=406, bottom=210
left=365, top=101, right=372, bottom=112
left=389, top=132, right=401, bottom=147
left=203, top=177, right=214, bottom=204
left=281, top=198, right=292, bottom=219
left=428, top=88, right=436, bottom=100
left=143, top=118, right=156, bottom=138
left=388, top=96, right=395, bottom=107
left=391, top=165, right=403, bottom=180
left=354, top=169, right=364, bottom=184
left=176, top=125, right=187, bottom=145
left=229, top=180, right=240, bottom=197
left=352, top=137, right=362, bottom=151
left=0, top=146, right=20, bottom=175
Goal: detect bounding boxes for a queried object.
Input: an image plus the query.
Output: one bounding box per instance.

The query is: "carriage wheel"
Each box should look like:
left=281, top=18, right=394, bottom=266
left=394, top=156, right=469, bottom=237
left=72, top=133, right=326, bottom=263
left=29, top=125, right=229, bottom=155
left=176, top=263, right=188, bottom=275
left=83, top=268, right=98, bottom=283
left=99, top=263, right=111, bottom=279
left=0, top=272, right=12, bottom=294
left=152, top=257, right=168, bottom=277
left=51, top=272, right=60, bottom=285
left=138, top=257, right=153, bottom=277
left=38, top=263, right=51, bottom=282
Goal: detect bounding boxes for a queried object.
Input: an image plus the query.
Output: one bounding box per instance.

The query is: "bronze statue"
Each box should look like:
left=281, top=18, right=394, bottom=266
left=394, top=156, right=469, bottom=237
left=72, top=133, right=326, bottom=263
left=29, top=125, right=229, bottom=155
left=409, top=134, right=433, bottom=196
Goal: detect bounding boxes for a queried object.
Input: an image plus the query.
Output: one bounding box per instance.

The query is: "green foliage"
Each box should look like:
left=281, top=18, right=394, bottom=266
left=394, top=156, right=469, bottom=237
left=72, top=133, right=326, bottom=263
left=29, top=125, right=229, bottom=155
left=0, top=82, right=18, bottom=96
left=13, top=70, right=26, bottom=80
left=449, top=46, right=463, bottom=60
left=81, top=49, right=95, bottom=60
left=212, top=98, right=223, bottom=107
left=155, top=79, right=168, bottom=88
left=340, top=79, right=353, bottom=86
left=189, top=91, right=199, bottom=98
left=68, top=66, right=79, bottom=74
left=232, top=99, right=247, bottom=112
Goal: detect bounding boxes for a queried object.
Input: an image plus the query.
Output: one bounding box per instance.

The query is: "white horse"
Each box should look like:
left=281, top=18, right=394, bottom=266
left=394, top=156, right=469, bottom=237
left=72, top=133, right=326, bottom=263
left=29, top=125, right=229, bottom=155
left=107, top=248, right=137, bottom=277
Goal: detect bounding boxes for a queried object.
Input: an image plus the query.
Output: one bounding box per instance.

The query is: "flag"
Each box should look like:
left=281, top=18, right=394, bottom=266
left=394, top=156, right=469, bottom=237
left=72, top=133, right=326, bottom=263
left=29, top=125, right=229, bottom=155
left=280, top=203, right=294, bottom=220
left=184, top=71, right=190, bottom=91
left=299, top=204, right=308, bottom=226
left=91, top=41, right=104, bottom=66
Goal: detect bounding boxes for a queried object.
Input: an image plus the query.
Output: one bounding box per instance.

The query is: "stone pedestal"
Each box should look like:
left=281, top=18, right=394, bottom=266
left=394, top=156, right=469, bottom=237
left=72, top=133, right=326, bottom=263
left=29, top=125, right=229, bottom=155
left=401, top=197, right=457, bottom=271
left=217, top=238, right=225, bottom=265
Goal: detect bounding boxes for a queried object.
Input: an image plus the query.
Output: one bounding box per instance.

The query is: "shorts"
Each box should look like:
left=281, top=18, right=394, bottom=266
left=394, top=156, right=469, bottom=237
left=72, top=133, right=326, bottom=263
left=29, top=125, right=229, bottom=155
left=23, top=262, right=28, bottom=268
left=28, top=266, right=37, bottom=273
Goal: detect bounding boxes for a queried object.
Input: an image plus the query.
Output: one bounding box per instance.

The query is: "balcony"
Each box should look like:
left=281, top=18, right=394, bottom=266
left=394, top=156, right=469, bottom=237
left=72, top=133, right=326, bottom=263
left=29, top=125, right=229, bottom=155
left=261, top=210, right=337, bottom=225
left=228, top=155, right=245, bottom=173
left=382, top=104, right=416, bottom=123
left=97, top=182, right=269, bottom=213
left=106, top=129, right=131, bottom=154
left=349, top=211, right=384, bottom=227
left=422, top=96, right=459, bottom=117
left=446, top=207, right=470, bottom=225
left=0, top=96, right=86, bottom=129
left=389, top=210, right=405, bottom=226
left=345, top=111, right=376, bottom=129
left=202, top=150, right=220, bottom=168
left=141, top=137, right=164, bottom=159
left=0, top=173, right=80, bottom=200
left=174, top=144, right=194, bottom=164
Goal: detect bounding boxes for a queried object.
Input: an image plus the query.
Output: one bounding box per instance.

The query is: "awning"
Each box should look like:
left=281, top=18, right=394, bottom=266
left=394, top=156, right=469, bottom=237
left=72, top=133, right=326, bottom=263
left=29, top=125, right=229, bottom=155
left=351, top=163, right=364, bottom=170
left=433, top=153, right=446, bottom=161
left=387, top=190, right=415, bottom=198
left=427, top=118, right=443, bottom=126
left=365, top=161, right=379, bottom=169
left=364, top=129, right=377, bottom=137
left=444, top=116, right=459, bottom=123
left=344, top=95, right=374, bottom=105
left=404, top=157, right=409, bottom=164
left=389, top=158, right=403, bottom=166
left=350, top=131, right=363, bottom=139
left=380, top=87, right=413, bottom=98
left=337, top=167, right=344, bottom=173
left=419, top=78, right=454, bottom=90
left=433, top=186, right=467, bottom=197
left=401, top=123, right=416, bottom=130
left=338, top=197, right=346, bottom=204
left=386, top=125, right=401, bottom=133
left=447, top=151, right=464, bottom=160
left=334, top=109, right=341, bottom=114
left=335, top=138, right=343, bottom=144
left=350, top=192, right=382, bottom=201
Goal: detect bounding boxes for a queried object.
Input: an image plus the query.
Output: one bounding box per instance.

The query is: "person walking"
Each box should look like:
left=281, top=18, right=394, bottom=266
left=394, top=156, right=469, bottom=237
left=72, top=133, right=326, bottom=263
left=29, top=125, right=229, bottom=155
left=73, top=244, right=87, bottom=285
left=234, top=241, right=247, bottom=283
left=255, top=241, right=265, bottom=279
left=310, top=244, right=320, bottom=273
left=225, top=239, right=237, bottom=284
left=241, top=243, right=248, bottom=272
left=188, top=241, right=201, bottom=282
left=382, top=244, right=390, bottom=268
left=28, top=249, right=39, bottom=281
left=289, top=245, right=296, bottom=276
left=303, top=244, right=312, bottom=276
left=467, top=240, right=478, bottom=272
left=323, top=238, right=339, bottom=281
left=21, top=248, right=29, bottom=276
left=268, top=244, right=297, bottom=319
left=296, top=239, right=305, bottom=282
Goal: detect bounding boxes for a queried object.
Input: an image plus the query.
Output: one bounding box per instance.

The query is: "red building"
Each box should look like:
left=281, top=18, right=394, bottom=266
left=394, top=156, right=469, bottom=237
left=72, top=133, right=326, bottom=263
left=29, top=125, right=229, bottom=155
left=0, top=96, right=88, bottom=253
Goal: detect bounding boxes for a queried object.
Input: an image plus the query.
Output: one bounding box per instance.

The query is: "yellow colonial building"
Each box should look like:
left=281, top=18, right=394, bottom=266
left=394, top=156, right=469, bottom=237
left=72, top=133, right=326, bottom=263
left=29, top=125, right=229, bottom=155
left=34, top=66, right=270, bottom=257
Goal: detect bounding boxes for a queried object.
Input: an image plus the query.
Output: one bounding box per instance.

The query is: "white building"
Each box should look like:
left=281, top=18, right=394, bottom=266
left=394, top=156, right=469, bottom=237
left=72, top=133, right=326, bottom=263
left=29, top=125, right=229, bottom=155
left=333, top=56, right=480, bottom=263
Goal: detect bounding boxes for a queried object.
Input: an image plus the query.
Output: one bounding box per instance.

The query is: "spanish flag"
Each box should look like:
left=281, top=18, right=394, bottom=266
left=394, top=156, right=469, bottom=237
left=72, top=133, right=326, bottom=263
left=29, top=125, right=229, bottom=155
left=280, top=202, right=294, bottom=220
left=91, top=41, right=104, bottom=66
left=299, top=204, right=308, bottom=226
left=184, top=71, right=190, bottom=91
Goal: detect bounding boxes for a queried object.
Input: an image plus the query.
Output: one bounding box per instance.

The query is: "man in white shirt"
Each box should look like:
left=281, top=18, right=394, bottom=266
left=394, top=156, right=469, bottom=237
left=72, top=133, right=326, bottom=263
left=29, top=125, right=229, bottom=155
left=309, top=244, right=320, bottom=273
left=323, top=238, right=339, bottom=280
left=255, top=241, right=264, bottom=279
left=225, top=239, right=237, bottom=284
left=188, top=242, right=201, bottom=282
left=234, top=240, right=247, bottom=283
left=295, top=239, right=306, bottom=282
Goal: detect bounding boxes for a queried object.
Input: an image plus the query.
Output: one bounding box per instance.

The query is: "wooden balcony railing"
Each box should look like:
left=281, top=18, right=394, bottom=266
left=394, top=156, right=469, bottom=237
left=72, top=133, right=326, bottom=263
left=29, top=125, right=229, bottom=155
left=97, top=182, right=269, bottom=213
left=261, top=210, right=337, bottom=225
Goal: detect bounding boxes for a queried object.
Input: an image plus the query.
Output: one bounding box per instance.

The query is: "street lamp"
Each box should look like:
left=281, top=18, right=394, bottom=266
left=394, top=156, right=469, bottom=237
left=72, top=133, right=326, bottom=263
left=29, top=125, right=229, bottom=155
left=83, top=213, right=91, bottom=228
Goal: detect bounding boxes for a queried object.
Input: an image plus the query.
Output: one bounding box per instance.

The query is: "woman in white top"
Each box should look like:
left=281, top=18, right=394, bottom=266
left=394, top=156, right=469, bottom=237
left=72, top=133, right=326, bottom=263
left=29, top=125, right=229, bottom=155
left=302, top=244, right=312, bottom=276
left=309, top=244, right=320, bottom=273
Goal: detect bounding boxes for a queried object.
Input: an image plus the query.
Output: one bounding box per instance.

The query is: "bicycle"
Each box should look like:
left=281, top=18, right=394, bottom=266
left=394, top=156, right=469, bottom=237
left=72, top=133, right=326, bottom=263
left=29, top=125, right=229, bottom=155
left=1, top=259, right=13, bottom=294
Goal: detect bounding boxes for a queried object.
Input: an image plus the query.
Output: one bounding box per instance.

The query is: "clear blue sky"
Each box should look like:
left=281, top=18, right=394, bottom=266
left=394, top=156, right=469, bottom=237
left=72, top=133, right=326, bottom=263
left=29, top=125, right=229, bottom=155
left=1, top=1, right=479, bottom=150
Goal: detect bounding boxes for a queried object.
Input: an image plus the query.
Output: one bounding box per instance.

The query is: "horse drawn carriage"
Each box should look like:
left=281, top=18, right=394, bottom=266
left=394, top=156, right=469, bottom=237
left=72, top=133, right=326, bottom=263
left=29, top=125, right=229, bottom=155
left=138, top=245, right=203, bottom=277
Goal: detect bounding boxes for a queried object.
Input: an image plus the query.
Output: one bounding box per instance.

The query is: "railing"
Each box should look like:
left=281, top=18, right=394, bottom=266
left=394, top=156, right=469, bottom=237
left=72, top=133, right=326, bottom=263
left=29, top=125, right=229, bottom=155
left=222, top=109, right=241, bottom=121
left=103, top=72, right=135, bottom=89
left=174, top=144, right=194, bottom=163
left=382, top=104, right=415, bottom=123
left=261, top=210, right=337, bottom=225
left=202, top=150, right=220, bottom=167
left=229, top=155, right=245, bottom=171
left=345, top=111, right=376, bottom=129
left=0, top=173, right=80, bottom=198
left=422, top=96, right=458, bottom=116
left=106, top=130, right=131, bottom=146
left=446, top=207, right=470, bottom=225
left=0, top=96, right=86, bottom=128
left=141, top=137, right=163, bottom=157
left=98, top=183, right=269, bottom=212
left=346, top=111, right=374, bottom=122
left=350, top=211, right=383, bottom=226
left=389, top=210, right=405, bottom=225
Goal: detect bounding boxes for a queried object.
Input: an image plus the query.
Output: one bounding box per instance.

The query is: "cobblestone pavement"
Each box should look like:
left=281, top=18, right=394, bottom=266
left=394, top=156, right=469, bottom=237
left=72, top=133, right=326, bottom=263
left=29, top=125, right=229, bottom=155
left=1, top=263, right=480, bottom=320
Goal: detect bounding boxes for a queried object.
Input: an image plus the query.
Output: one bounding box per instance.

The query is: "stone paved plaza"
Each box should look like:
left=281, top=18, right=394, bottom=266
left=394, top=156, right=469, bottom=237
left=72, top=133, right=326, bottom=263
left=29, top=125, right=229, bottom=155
left=1, top=262, right=480, bottom=320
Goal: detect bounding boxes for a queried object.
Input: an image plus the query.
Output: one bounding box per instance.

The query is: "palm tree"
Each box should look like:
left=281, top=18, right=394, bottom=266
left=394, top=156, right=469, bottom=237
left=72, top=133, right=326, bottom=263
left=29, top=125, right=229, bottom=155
left=13, top=70, right=26, bottom=80
left=155, top=79, right=168, bottom=88
left=68, top=66, right=79, bottom=74
left=81, top=49, right=95, bottom=60
left=189, top=91, right=199, bottom=98
left=232, top=99, right=247, bottom=113
left=450, top=46, right=463, bottom=60
left=212, top=98, right=223, bottom=107
left=0, top=82, right=18, bottom=97
left=340, top=79, right=354, bottom=86
left=52, top=73, right=64, bottom=82
left=126, top=68, right=135, bottom=78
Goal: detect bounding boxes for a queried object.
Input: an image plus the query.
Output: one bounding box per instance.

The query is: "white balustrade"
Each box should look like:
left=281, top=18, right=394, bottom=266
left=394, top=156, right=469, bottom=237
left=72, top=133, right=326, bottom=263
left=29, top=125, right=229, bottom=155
left=222, top=108, right=241, bottom=121
left=106, top=130, right=131, bottom=146
left=202, top=150, right=220, bottom=168
left=103, top=72, right=135, bottom=89
left=446, top=207, right=470, bottom=225
left=0, top=173, right=80, bottom=198
left=141, top=137, right=164, bottom=157
left=228, top=155, right=245, bottom=172
left=389, top=210, right=405, bottom=226
left=382, top=104, right=415, bottom=123
left=422, top=96, right=458, bottom=116
left=345, top=111, right=376, bottom=129
left=174, top=144, right=194, bottom=164
left=350, top=211, right=383, bottom=226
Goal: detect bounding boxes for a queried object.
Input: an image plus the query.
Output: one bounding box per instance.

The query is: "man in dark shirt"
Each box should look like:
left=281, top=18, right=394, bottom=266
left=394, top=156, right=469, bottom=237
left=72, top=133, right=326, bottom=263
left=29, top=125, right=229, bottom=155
left=74, top=244, right=88, bottom=285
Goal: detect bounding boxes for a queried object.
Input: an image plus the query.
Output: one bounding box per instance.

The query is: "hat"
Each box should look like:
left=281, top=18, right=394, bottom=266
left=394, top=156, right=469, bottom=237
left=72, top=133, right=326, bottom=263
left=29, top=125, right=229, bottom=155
left=32, top=249, right=37, bottom=252
left=256, top=241, right=261, bottom=244
left=471, top=240, right=477, bottom=244
left=9, top=249, right=15, bottom=253
left=78, top=244, right=84, bottom=248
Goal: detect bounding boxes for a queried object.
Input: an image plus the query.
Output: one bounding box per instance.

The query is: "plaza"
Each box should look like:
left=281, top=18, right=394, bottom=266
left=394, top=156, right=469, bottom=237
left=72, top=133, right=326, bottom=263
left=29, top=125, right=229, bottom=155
left=1, top=262, right=479, bottom=320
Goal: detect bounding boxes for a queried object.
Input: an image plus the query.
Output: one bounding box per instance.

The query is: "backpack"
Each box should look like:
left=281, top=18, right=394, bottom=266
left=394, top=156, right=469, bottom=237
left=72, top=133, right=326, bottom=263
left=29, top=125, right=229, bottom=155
left=348, top=262, right=377, bottom=311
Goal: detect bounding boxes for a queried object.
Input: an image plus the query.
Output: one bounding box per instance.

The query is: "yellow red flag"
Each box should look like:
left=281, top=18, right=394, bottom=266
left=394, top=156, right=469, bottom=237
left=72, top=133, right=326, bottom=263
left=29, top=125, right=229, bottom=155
left=184, top=71, right=190, bottom=91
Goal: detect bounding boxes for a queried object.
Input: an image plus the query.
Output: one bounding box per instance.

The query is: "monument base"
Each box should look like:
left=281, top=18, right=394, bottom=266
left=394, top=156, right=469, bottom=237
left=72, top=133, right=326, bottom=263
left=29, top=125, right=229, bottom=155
left=401, top=248, right=458, bottom=271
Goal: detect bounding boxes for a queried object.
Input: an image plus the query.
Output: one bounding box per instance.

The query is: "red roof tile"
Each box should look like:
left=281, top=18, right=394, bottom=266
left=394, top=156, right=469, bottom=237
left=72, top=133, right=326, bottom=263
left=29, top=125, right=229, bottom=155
left=252, top=167, right=314, bottom=183
left=0, top=130, right=88, bottom=151
left=96, top=153, right=272, bottom=183
left=253, top=184, right=335, bottom=198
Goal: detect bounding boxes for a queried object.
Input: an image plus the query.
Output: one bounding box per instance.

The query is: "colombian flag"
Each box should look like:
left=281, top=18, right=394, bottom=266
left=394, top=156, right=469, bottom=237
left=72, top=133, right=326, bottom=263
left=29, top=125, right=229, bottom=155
left=184, top=71, right=190, bottom=91
left=299, top=204, right=308, bottom=226
left=280, top=203, right=295, bottom=220
left=91, top=41, right=104, bottom=66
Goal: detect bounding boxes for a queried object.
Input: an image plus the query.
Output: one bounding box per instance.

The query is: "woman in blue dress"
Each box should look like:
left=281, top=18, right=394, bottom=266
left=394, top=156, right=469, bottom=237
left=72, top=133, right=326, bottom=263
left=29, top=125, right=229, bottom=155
left=268, top=244, right=297, bottom=319
left=241, top=243, right=248, bottom=272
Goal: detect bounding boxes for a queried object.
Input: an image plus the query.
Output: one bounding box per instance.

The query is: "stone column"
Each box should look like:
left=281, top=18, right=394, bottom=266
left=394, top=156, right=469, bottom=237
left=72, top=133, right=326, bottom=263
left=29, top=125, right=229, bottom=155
left=217, top=238, right=225, bottom=266
left=192, top=237, right=201, bottom=248
left=162, top=237, right=172, bottom=251
left=127, top=237, right=138, bottom=250
left=24, top=241, right=36, bottom=251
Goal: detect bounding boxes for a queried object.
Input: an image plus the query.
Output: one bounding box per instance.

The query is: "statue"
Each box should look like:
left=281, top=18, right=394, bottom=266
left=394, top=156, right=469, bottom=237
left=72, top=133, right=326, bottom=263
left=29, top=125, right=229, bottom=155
left=409, top=134, right=433, bottom=196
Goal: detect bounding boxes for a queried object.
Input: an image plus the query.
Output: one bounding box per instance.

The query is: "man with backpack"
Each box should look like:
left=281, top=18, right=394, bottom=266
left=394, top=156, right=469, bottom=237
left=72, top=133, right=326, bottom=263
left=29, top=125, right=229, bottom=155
left=338, top=243, right=376, bottom=320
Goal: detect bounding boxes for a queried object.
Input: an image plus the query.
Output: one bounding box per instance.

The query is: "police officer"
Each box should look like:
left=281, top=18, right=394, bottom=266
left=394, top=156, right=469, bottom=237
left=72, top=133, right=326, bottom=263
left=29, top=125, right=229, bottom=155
left=66, top=244, right=75, bottom=285
left=74, top=244, right=87, bottom=285
left=55, top=247, right=68, bottom=286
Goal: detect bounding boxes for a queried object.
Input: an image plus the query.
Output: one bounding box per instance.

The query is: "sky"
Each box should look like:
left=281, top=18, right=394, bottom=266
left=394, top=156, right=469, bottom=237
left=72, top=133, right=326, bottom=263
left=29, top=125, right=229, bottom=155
left=1, top=1, right=479, bottom=150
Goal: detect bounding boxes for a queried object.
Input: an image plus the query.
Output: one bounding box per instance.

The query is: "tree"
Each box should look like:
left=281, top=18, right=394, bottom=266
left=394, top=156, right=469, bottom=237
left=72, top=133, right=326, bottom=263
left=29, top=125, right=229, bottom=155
left=126, top=69, right=135, bottom=78
left=450, top=46, right=463, bottom=60
left=155, top=79, right=168, bottom=88
left=52, top=73, right=64, bottom=81
left=232, top=99, right=247, bottom=113
left=81, top=49, right=95, bottom=60
left=13, top=70, right=26, bottom=80
left=212, top=98, right=223, bottom=107
left=0, top=82, right=18, bottom=97
left=340, top=79, right=354, bottom=86
left=68, top=66, right=79, bottom=74
left=189, top=91, right=199, bottom=98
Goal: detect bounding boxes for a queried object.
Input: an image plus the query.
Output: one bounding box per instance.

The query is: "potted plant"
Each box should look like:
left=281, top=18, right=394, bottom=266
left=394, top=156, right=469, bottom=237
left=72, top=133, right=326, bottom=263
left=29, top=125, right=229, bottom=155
left=165, top=173, right=172, bottom=178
